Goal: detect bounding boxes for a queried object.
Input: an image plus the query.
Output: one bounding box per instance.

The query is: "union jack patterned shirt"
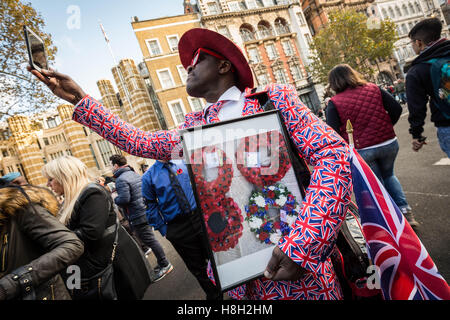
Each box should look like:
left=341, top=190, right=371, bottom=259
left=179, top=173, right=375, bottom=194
left=73, top=83, right=352, bottom=300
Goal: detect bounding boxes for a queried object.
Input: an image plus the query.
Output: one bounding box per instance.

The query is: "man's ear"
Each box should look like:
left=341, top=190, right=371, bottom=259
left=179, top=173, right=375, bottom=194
left=218, top=60, right=233, bottom=75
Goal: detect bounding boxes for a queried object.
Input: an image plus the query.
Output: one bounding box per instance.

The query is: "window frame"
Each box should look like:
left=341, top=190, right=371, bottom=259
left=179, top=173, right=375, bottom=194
left=145, top=38, right=163, bottom=57
left=167, top=99, right=187, bottom=126
left=156, top=68, right=176, bottom=89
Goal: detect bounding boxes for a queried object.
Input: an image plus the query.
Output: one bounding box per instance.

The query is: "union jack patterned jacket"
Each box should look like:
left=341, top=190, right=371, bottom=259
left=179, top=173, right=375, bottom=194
left=73, top=83, right=353, bottom=300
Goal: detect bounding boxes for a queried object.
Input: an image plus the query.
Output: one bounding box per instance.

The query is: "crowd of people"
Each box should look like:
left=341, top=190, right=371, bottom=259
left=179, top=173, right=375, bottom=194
left=0, top=17, right=448, bottom=300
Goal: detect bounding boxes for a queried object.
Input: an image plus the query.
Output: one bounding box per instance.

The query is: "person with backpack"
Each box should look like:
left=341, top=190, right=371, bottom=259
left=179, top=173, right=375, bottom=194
left=406, top=18, right=450, bottom=157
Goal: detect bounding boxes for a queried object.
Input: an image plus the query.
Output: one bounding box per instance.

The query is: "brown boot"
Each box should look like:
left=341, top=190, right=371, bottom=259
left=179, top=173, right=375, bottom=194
left=404, top=209, right=420, bottom=229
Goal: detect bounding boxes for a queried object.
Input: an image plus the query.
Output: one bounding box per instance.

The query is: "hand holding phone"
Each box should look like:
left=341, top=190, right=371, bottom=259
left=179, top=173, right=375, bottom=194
left=28, top=67, right=87, bottom=106
left=23, top=26, right=49, bottom=72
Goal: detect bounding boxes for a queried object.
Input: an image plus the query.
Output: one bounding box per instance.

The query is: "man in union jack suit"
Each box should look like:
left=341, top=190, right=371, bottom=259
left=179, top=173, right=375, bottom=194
left=30, top=28, right=353, bottom=300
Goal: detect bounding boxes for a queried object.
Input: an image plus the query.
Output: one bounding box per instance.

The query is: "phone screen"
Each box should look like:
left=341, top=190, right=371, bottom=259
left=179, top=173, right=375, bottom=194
left=24, top=27, right=48, bottom=71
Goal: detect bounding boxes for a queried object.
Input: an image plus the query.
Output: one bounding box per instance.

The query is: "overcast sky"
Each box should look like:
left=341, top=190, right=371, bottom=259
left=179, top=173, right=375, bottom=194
left=28, top=0, right=185, bottom=100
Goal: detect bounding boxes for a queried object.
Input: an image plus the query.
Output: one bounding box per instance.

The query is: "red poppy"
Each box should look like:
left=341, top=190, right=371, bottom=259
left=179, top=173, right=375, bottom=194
left=273, top=221, right=281, bottom=229
left=177, top=168, right=183, bottom=175
left=259, top=232, right=269, bottom=241
left=267, top=190, right=275, bottom=199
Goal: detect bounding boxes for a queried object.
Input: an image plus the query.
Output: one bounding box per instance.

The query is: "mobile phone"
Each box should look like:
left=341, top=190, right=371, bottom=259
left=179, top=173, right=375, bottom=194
left=23, top=26, right=49, bottom=72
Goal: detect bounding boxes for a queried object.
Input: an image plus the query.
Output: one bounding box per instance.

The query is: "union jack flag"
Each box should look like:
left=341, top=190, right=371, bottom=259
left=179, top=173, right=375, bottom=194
left=350, top=147, right=450, bottom=300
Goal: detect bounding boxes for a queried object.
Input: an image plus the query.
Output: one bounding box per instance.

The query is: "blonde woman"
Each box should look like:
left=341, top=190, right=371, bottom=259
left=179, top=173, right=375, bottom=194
left=42, top=156, right=152, bottom=300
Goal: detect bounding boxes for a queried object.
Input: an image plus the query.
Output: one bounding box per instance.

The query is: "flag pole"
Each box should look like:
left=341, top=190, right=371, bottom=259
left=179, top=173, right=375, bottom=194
left=98, top=20, right=135, bottom=117
left=346, top=120, right=354, bottom=148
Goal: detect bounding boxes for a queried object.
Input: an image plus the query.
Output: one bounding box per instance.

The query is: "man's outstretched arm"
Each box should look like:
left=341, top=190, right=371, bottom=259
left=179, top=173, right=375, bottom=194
left=29, top=68, right=181, bottom=160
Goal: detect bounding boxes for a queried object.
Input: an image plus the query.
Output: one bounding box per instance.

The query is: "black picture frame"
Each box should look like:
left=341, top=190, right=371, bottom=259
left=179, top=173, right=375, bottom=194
left=179, top=110, right=307, bottom=292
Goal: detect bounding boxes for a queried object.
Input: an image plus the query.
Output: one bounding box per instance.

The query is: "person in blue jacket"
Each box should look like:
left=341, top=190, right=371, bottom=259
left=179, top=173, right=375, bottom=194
left=142, top=159, right=220, bottom=300
left=110, top=154, right=173, bottom=281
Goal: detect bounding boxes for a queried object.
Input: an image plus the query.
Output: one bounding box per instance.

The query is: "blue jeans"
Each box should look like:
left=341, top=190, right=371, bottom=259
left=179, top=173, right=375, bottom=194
left=357, top=140, right=410, bottom=211
left=437, top=126, right=450, bottom=158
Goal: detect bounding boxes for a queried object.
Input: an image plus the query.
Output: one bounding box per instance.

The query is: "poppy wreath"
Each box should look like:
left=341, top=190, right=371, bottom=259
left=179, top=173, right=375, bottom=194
left=235, top=131, right=291, bottom=187
left=190, top=146, right=233, bottom=197
left=199, top=195, right=243, bottom=252
left=245, top=184, right=300, bottom=245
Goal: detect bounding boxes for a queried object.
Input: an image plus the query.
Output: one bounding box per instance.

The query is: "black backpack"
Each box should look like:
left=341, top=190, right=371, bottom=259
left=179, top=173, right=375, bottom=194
left=251, top=89, right=382, bottom=300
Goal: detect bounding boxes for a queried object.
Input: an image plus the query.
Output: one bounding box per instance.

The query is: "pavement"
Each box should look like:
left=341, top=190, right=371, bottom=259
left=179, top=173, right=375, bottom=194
left=142, top=105, right=450, bottom=300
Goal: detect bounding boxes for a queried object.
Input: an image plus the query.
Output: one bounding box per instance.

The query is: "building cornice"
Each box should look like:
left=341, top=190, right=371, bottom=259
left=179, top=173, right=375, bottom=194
left=201, top=4, right=292, bottom=22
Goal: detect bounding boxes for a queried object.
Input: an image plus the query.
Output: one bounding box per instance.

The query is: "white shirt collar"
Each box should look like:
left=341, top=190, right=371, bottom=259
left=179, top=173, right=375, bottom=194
left=205, top=86, right=243, bottom=109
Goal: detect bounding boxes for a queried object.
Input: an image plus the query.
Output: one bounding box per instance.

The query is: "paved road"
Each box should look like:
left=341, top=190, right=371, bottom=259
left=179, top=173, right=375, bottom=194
left=143, top=106, right=450, bottom=300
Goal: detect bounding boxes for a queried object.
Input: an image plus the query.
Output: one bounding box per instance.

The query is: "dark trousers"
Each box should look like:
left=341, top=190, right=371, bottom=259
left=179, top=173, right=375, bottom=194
left=166, top=212, right=221, bottom=300
left=131, top=222, right=169, bottom=268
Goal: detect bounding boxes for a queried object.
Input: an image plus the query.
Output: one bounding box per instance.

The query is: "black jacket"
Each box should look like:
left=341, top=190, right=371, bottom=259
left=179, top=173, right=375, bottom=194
left=406, top=39, right=450, bottom=139
left=68, top=183, right=117, bottom=279
left=0, top=186, right=84, bottom=300
left=69, top=183, right=152, bottom=300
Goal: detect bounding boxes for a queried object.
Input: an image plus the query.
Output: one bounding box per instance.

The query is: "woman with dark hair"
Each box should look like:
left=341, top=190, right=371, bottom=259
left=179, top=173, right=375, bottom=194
left=326, top=64, right=419, bottom=229
left=0, top=185, right=84, bottom=300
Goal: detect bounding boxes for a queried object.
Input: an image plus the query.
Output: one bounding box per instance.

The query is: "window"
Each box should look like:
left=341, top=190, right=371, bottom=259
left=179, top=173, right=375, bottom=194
left=257, top=73, right=270, bottom=86
left=304, top=33, right=312, bottom=44
left=177, top=65, right=188, bottom=84
left=43, top=137, right=49, bottom=145
left=265, top=43, right=278, bottom=60
left=388, top=7, right=395, bottom=18
left=258, top=23, right=273, bottom=38
left=395, top=6, right=401, bottom=17
left=402, top=4, right=409, bottom=16
left=96, top=139, right=115, bottom=166
left=157, top=69, right=175, bottom=89
left=247, top=47, right=261, bottom=63
left=300, top=93, right=314, bottom=111
left=217, top=26, right=231, bottom=39
left=240, top=26, right=255, bottom=42
left=208, top=2, right=220, bottom=14
left=290, top=64, right=303, bottom=81
left=146, top=39, right=162, bottom=56
left=46, top=117, right=57, bottom=128
left=274, top=18, right=290, bottom=35
left=166, top=35, right=179, bottom=52
left=168, top=100, right=186, bottom=126
left=246, top=0, right=258, bottom=9
left=189, top=97, right=204, bottom=111
left=228, top=1, right=240, bottom=11
left=401, top=24, right=407, bottom=34
left=297, top=12, right=306, bottom=25
left=2, top=149, right=8, bottom=157
left=274, top=68, right=288, bottom=84
left=282, top=40, right=294, bottom=56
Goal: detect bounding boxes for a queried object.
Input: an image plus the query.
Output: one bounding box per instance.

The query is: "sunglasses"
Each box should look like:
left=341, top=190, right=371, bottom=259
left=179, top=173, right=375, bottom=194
left=189, top=47, right=234, bottom=72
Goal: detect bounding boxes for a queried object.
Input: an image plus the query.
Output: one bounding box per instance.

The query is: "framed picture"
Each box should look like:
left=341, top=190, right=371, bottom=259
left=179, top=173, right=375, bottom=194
left=180, top=110, right=306, bottom=292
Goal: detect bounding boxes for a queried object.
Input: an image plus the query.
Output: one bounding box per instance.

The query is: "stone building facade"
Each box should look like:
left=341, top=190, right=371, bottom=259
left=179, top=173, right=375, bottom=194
left=131, top=13, right=206, bottom=130
left=0, top=61, right=161, bottom=186
left=196, top=0, right=323, bottom=112
left=0, top=107, right=154, bottom=186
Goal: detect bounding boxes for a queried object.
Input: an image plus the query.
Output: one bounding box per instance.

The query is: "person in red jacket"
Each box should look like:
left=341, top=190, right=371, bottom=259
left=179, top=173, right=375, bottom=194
left=326, top=64, right=419, bottom=229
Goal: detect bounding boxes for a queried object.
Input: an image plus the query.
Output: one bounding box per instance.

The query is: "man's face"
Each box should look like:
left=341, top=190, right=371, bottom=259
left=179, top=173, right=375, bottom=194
left=410, top=38, right=423, bottom=55
left=111, top=163, right=119, bottom=172
left=186, top=51, right=221, bottom=99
